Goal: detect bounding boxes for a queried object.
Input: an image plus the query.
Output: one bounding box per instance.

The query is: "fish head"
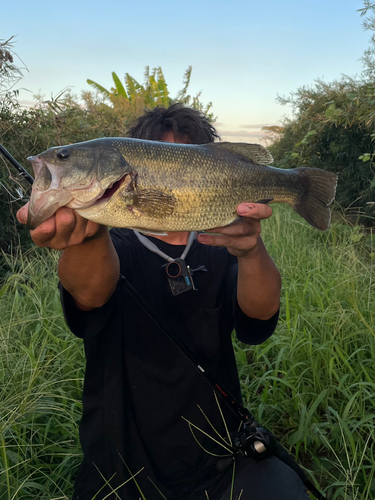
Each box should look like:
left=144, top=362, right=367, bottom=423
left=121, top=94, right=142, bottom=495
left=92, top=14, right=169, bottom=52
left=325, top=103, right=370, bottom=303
left=27, top=139, right=131, bottom=229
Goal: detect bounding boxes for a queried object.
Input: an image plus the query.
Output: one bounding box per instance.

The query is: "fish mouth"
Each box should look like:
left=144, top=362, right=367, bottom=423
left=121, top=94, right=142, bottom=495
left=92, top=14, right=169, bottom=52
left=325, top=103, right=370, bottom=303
left=68, top=174, right=127, bottom=209
left=96, top=175, right=126, bottom=203
left=27, top=156, right=74, bottom=229
left=75, top=174, right=127, bottom=217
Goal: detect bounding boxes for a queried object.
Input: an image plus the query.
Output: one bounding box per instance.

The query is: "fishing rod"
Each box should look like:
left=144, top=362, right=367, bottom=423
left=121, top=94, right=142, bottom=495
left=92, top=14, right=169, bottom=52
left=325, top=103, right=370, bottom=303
left=119, top=274, right=329, bottom=500
left=0, top=143, right=34, bottom=186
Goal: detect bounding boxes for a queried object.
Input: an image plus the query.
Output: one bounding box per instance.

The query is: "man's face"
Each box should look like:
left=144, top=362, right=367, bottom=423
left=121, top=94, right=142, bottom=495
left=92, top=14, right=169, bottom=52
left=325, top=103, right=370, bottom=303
left=160, top=131, right=190, bottom=144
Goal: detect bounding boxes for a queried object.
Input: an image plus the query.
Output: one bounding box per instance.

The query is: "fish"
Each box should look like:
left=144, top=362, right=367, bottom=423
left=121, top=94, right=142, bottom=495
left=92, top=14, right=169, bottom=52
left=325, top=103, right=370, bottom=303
left=26, top=138, right=338, bottom=232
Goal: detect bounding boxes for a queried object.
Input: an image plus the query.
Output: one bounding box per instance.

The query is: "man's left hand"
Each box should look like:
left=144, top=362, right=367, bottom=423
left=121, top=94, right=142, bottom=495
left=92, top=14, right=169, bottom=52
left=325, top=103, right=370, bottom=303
left=197, top=203, right=272, bottom=258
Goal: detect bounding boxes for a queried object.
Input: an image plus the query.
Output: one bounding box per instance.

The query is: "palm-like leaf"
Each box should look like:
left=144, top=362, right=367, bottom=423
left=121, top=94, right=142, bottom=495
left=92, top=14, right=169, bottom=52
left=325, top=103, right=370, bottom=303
left=86, top=65, right=212, bottom=119
left=125, top=74, right=143, bottom=100
left=86, top=79, right=111, bottom=98
left=147, top=73, right=158, bottom=106
left=143, top=66, right=150, bottom=89
left=155, top=67, right=170, bottom=106
left=175, top=66, right=192, bottom=101
left=111, top=72, right=128, bottom=99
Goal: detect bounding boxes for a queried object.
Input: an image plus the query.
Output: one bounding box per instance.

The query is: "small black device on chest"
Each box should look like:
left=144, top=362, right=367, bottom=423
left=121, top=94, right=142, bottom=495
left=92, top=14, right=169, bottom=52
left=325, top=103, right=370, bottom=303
left=133, top=231, right=207, bottom=296
left=162, top=258, right=195, bottom=296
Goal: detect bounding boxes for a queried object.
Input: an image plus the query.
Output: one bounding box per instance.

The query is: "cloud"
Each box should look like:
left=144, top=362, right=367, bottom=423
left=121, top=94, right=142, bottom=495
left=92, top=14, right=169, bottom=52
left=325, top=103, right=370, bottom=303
left=217, top=130, right=265, bottom=138
left=18, top=100, right=35, bottom=108
left=240, top=123, right=275, bottom=129
left=217, top=130, right=268, bottom=145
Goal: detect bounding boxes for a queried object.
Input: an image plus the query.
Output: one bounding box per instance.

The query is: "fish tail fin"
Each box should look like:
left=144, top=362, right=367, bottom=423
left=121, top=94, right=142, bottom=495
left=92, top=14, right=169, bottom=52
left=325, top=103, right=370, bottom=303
left=293, top=167, right=338, bottom=230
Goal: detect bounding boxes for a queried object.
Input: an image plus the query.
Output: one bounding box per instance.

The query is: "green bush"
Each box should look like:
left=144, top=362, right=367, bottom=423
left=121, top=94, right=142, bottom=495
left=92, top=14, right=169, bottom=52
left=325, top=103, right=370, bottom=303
left=268, top=78, right=375, bottom=227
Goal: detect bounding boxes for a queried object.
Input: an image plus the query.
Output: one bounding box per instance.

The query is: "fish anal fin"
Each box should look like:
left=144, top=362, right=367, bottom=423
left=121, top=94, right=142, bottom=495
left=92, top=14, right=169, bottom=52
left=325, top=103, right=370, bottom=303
left=207, top=142, right=274, bottom=165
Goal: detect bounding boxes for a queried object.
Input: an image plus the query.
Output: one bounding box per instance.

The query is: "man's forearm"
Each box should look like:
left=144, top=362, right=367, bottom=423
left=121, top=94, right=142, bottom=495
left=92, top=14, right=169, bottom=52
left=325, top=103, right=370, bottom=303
left=58, top=227, right=120, bottom=310
left=237, top=238, right=281, bottom=321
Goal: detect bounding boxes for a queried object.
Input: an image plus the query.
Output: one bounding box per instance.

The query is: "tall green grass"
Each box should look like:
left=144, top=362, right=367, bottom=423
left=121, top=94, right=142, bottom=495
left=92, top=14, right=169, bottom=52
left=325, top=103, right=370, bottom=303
left=0, top=249, right=84, bottom=499
left=236, top=207, right=375, bottom=500
left=0, top=206, right=374, bottom=499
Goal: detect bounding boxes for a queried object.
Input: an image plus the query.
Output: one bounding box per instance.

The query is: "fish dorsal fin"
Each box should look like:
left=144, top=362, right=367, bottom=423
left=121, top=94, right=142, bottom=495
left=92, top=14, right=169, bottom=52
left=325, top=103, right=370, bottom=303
left=207, top=142, right=273, bottom=165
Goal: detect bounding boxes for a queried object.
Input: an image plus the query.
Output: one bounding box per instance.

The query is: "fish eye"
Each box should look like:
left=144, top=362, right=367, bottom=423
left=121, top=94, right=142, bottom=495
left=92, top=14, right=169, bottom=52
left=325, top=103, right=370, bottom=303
left=57, top=149, right=70, bottom=160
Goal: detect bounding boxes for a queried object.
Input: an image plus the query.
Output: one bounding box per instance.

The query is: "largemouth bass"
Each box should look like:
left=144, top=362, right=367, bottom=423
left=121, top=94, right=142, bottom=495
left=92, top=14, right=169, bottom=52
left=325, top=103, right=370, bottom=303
left=27, top=138, right=338, bottom=232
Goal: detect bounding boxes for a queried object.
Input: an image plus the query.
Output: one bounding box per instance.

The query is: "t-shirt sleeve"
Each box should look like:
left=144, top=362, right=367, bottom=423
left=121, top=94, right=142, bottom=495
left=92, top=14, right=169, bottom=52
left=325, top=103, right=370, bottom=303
left=234, top=300, right=279, bottom=345
left=226, top=261, right=279, bottom=345
left=59, top=228, right=134, bottom=340
left=59, top=282, right=117, bottom=339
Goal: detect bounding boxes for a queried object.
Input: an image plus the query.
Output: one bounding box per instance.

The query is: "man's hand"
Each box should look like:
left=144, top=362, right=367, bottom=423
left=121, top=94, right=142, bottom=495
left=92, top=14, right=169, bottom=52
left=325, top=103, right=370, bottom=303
left=17, top=202, right=119, bottom=310
left=17, top=202, right=102, bottom=250
left=197, top=203, right=272, bottom=256
left=197, top=202, right=280, bottom=321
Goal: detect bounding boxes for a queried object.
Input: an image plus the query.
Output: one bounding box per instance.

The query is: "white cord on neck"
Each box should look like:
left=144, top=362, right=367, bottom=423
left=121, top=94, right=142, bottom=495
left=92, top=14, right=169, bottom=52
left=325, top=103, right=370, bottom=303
left=133, top=230, right=197, bottom=263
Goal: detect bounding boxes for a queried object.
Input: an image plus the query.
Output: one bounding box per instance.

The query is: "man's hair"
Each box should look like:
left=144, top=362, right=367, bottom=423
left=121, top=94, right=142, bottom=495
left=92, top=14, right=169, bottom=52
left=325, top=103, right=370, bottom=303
left=126, top=103, right=220, bottom=144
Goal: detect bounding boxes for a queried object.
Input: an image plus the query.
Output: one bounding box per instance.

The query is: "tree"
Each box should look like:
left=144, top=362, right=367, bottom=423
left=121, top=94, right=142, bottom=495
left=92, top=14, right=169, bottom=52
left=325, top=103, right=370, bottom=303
left=267, top=3, right=375, bottom=226
left=0, top=36, right=26, bottom=96
left=359, top=1, right=375, bottom=78
left=0, top=36, right=31, bottom=257
left=87, top=65, right=214, bottom=120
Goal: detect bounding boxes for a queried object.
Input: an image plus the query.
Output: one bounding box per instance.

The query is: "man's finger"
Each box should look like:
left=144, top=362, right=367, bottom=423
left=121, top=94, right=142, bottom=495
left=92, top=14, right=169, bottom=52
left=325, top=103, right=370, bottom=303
left=85, top=220, right=102, bottom=239
left=53, top=208, right=78, bottom=242
left=198, top=232, right=258, bottom=250
left=204, top=203, right=272, bottom=235
left=16, top=202, right=29, bottom=224
left=30, top=216, right=57, bottom=246
left=204, top=219, right=258, bottom=236
left=236, top=203, right=273, bottom=220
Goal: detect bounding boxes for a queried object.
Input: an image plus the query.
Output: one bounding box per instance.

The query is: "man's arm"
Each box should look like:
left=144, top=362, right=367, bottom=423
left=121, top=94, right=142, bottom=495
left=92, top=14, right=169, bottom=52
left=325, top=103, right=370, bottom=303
left=197, top=203, right=281, bottom=321
left=17, top=204, right=119, bottom=311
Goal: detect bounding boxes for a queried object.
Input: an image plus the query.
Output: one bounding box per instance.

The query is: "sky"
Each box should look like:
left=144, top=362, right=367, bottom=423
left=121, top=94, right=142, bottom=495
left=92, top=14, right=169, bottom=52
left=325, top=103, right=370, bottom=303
left=3, top=0, right=372, bottom=143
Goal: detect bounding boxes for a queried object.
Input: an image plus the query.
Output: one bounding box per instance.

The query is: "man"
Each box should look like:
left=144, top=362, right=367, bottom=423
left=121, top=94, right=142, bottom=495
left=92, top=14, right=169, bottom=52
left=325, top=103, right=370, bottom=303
left=17, top=104, right=308, bottom=499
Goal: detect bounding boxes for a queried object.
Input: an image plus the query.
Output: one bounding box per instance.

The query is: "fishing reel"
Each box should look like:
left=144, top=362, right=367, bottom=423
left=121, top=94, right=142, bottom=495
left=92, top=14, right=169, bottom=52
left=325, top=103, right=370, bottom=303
left=233, top=425, right=276, bottom=459
left=216, top=425, right=276, bottom=472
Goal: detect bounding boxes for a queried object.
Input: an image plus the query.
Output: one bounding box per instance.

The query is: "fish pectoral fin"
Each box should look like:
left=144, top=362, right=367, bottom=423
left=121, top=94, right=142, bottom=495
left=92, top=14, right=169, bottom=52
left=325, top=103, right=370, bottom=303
left=206, top=142, right=274, bottom=165
left=122, top=188, right=176, bottom=219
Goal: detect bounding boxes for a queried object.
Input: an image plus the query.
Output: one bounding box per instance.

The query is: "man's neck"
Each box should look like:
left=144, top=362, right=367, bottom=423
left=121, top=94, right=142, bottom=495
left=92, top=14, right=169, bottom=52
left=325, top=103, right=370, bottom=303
left=147, top=231, right=190, bottom=245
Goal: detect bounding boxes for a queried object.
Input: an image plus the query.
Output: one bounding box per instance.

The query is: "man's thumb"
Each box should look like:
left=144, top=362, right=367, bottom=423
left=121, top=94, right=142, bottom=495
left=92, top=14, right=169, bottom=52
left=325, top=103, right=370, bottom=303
left=16, top=202, right=29, bottom=225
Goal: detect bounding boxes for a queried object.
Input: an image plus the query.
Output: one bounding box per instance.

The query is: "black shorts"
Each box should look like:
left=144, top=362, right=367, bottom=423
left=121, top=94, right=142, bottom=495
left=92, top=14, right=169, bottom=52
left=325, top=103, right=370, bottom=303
left=195, top=455, right=310, bottom=500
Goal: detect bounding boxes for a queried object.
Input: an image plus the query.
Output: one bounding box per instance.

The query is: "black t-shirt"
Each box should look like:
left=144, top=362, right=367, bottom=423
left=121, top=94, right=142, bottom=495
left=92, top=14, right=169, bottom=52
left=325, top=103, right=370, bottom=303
left=60, top=229, right=278, bottom=500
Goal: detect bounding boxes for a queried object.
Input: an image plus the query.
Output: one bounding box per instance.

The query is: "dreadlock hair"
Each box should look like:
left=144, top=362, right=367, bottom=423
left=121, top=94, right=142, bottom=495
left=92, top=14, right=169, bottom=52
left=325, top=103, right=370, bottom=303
left=126, top=103, right=220, bottom=144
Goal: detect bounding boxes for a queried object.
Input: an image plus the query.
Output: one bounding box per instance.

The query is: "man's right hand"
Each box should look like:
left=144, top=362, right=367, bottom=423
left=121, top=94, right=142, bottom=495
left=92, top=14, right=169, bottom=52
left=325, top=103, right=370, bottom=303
left=17, top=203, right=119, bottom=309
left=17, top=203, right=102, bottom=250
